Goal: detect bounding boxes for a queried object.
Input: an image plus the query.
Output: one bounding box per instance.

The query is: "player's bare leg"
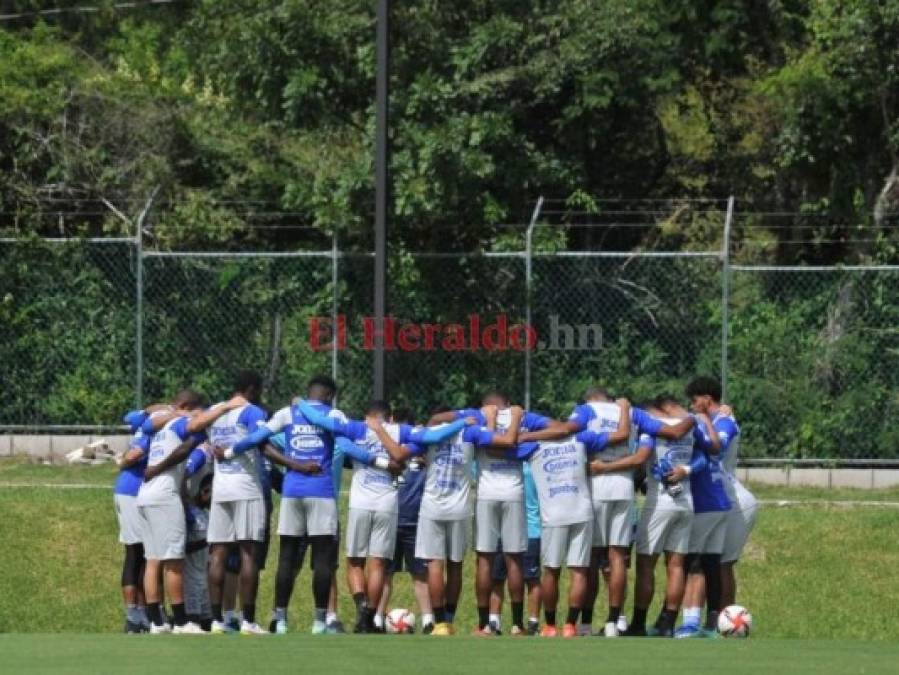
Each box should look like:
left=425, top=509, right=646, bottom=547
left=527, top=578, right=542, bottom=634
left=626, top=553, right=658, bottom=635
left=412, top=572, right=433, bottom=629
left=143, top=559, right=166, bottom=630
left=347, top=556, right=369, bottom=632
left=721, top=561, right=737, bottom=607
left=474, top=552, right=495, bottom=631
left=504, top=552, right=525, bottom=632
left=365, top=557, right=388, bottom=631
left=207, top=543, right=229, bottom=628
left=563, top=567, right=588, bottom=636
left=237, top=541, right=260, bottom=628
left=540, top=567, right=561, bottom=635
left=582, top=547, right=603, bottom=633
left=163, top=559, right=189, bottom=629
left=445, top=560, right=463, bottom=625
left=605, top=545, right=628, bottom=633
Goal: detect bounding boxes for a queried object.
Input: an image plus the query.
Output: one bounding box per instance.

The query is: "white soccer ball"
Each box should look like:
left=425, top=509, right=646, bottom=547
left=717, top=605, right=752, bottom=638
left=385, top=608, right=415, bottom=634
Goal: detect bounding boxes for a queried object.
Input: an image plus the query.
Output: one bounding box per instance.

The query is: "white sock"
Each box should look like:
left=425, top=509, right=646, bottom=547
left=683, top=606, right=701, bottom=626
left=273, top=607, right=287, bottom=622
left=488, top=613, right=501, bottom=628
left=373, top=613, right=384, bottom=628
left=325, top=611, right=338, bottom=625
left=422, top=613, right=434, bottom=627
left=528, top=616, right=539, bottom=624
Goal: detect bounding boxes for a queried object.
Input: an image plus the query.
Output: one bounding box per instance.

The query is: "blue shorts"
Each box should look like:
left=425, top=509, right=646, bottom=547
left=491, top=538, right=541, bottom=582
left=389, top=524, right=427, bottom=576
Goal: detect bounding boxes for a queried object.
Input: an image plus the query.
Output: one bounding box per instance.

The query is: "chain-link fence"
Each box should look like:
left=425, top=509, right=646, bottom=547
left=2, top=226, right=897, bottom=459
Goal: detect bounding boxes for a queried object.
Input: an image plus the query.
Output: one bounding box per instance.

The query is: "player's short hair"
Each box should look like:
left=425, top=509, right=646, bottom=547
left=307, top=374, right=337, bottom=402
left=654, top=393, right=682, bottom=409
left=367, top=399, right=391, bottom=417
left=391, top=406, right=415, bottom=425
left=582, top=386, right=611, bottom=402
left=172, top=388, right=204, bottom=410
left=479, top=389, right=509, bottom=406
left=685, top=376, right=722, bottom=403
left=234, top=369, right=264, bottom=396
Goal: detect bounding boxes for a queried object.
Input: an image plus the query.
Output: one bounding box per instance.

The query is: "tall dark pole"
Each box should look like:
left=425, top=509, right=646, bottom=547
left=373, top=0, right=389, bottom=399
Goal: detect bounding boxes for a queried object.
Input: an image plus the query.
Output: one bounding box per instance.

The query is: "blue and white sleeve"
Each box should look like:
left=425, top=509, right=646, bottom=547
left=567, top=404, right=594, bottom=432
left=577, top=430, right=610, bottom=455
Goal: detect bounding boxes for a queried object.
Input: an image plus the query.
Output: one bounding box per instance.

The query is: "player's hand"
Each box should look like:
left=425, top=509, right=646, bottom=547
left=227, top=395, right=249, bottom=410
left=144, top=464, right=161, bottom=480
left=387, top=459, right=405, bottom=477
left=292, top=461, right=321, bottom=475
left=212, top=445, right=228, bottom=461
left=666, top=466, right=688, bottom=483
left=719, top=404, right=734, bottom=417
left=615, top=397, right=630, bottom=409
left=588, top=459, right=607, bottom=475
left=509, top=405, right=524, bottom=417
left=365, top=415, right=384, bottom=431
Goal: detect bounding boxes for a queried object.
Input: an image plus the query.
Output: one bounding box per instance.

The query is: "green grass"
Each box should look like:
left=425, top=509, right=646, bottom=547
left=1, top=459, right=899, bottom=641
left=2, top=635, right=899, bottom=675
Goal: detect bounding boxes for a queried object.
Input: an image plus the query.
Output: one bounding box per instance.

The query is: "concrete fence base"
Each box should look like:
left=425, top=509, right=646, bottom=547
left=3, top=436, right=899, bottom=489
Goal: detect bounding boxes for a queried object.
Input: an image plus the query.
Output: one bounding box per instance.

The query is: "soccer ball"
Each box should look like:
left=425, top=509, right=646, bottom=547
left=717, top=605, right=752, bottom=638
left=385, top=608, right=415, bottom=634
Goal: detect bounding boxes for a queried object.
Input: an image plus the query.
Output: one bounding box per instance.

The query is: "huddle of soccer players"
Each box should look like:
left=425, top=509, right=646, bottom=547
left=112, top=371, right=757, bottom=638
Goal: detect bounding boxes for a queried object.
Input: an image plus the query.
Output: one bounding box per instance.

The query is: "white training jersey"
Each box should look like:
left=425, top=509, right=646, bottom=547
left=208, top=402, right=267, bottom=502
left=715, top=413, right=758, bottom=511
left=137, top=416, right=198, bottom=506
left=419, top=425, right=477, bottom=521
left=643, top=416, right=695, bottom=512
left=349, top=423, right=400, bottom=513
left=528, top=437, right=593, bottom=528
left=581, top=401, right=634, bottom=501
left=476, top=407, right=524, bottom=502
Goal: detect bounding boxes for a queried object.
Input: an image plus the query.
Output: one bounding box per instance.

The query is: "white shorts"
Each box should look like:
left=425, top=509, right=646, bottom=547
left=688, top=511, right=728, bottom=555
left=184, top=550, right=211, bottom=618
left=114, top=494, right=143, bottom=545
left=591, top=500, right=632, bottom=548
left=277, top=497, right=338, bottom=537
left=138, top=502, right=186, bottom=560
left=415, top=516, right=469, bottom=563
left=346, top=508, right=397, bottom=559
left=541, top=521, right=593, bottom=569
left=636, top=507, right=693, bottom=556
left=208, top=498, right=266, bottom=543
left=722, top=503, right=759, bottom=563
left=474, top=500, right=527, bottom=553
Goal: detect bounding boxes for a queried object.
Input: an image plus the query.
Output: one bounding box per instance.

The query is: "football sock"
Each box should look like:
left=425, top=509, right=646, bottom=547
left=607, top=606, right=621, bottom=623
left=326, top=611, right=339, bottom=625
left=511, top=602, right=524, bottom=628
left=224, top=609, right=235, bottom=624
left=274, top=607, right=287, bottom=622
left=243, top=604, right=256, bottom=624
left=477, top=606, right=489, bottom=629
left=704, top=610, right=719, bottom=631
left=657, top=608, right=677, bottom=631
left=373, top=613, right=384, bottom=629
left=353, top=592, right=366, bottom=611
left=433, top=607, right=446, bottom=624
left=212, top=604, right=223, bottom=623
left=314, top=608, right=327, bottom=623
left=446, top=604, right=457, bottom=623
left=422, top=612, right=435, bottom=627
left=544, top=610, right=557, bottom=626
left=488, top=613, right=501, bottom=630
left=631, top=607, right=648, bottom=629
left=581, top=606, right=593, bottom=625
left=126, top=604, right=142, bottom=624
left=147, top=603, right=164, bottom=626
left=171, top=603, right=187, bottom=627
left=566, top=607, right=580, bottom=626
left=683, top=606, right=701, bottom=628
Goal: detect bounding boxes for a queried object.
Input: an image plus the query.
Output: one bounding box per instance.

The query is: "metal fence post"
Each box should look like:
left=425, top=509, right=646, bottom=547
left=331, top=231, right=339, bottom=389
left=721, top=195, right=735, bottom=402
left=135, top=220, right=144, bottom=408
left=524, top=195, right=544, bottom=410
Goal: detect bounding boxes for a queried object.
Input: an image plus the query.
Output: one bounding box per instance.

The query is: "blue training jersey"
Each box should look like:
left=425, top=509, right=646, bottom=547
left=454, top=408, right=551, bottom=432
left=113, top=429, right=151, bottom=496
left=522, top=461, right=541, bottom=539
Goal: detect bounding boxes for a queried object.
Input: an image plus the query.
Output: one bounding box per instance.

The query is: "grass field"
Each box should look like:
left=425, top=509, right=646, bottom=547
left=2, top=635, right=899, bottom=675
left=1, top=458, right=899, bottom=645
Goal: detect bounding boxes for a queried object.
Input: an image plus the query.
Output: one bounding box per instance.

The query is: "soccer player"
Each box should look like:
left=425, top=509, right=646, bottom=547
left=625, top=397, right=715, bottom=637
left=114, top=423, right=152, bottom=633
left=184, top=371, right=270, bottom=635
left=185, top=472, right=214, bottom=630
left=512, top=403, right=631, bottom=637
left=372, top=405, right=523, bottom=636
left=226, top=375, right=372, bottom=634
left=377, top=407, right=434, bottom=634
left=488, top=457, right=543, bottom=636
left=136, top=389, right=208, bottom=634
left=686, top=377, right=758, bottom=608
left=431, top=392, right=559, bottom=636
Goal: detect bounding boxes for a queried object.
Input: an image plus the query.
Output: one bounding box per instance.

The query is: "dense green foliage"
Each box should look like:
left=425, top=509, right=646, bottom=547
left=1, top=2, right=898, bottom=458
